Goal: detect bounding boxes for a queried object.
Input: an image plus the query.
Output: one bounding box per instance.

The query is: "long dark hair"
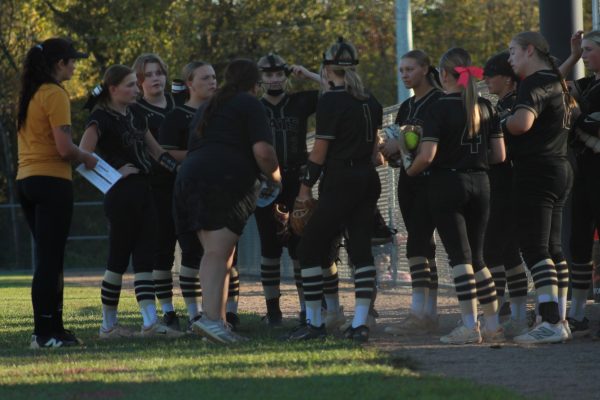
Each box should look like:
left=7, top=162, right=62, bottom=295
left=196, top=58, right=260, bottom=137
left=84, top=65, right=134, bottom=111
left=17, top=40, right=70, bottom=130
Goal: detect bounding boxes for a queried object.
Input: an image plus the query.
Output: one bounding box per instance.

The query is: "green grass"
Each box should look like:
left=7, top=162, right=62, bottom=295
left=0, top=274, right=523, bottom=400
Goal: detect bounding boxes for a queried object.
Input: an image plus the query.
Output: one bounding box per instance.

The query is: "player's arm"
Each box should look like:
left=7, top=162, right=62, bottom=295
left=406, top=141, right=436, bottom=177
left=298, top=138, right=329, bottom=200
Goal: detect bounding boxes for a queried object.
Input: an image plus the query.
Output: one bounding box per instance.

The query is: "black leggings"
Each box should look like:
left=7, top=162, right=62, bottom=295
left=397, top=169, right=436, bottom=259
left=17, top=176, right=73, bottom=336
left=428, top=170, right=490, bottom=270
left=570, top=152, right=600, bottom=264
left=152, top=180, right=177, bottom=271
left=512, top=159, right=572, bottom=266
left=104, top=175, right=157, bottom=274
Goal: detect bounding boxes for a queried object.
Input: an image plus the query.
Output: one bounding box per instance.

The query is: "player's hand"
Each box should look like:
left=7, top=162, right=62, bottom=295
left=570, top=30, right=583, bottom=59
left=289, top=64, right=311, bottom=79
left=379, top=139, right=400, bottom=158
left=80, top=151, right=98, bottom=170
left=118, top=163, right=140, bottom=178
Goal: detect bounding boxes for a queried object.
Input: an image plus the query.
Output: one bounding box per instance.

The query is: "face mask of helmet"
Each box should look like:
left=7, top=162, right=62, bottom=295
left=260, top=53, right=290, bottom=96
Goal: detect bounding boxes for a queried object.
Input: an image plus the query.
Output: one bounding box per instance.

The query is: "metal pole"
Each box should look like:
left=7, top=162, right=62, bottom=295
left=593, top=0, right=600, bottom=31
left=396, top=0, right=413, bottom=103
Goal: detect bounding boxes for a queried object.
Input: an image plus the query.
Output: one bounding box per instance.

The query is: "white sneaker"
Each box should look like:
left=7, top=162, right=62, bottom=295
left=440, top=322, right=482, bottom=345
left=99, top=324, right=134, bottom=340
left=561, top=320, right=573, bottom=341
left=501, top=319, right=529, bottom=338
left=192, top=317, right=242, bottom=344
left=324, top=306, right=346, bottom=333
left=513, top=321, right=567, bottom=344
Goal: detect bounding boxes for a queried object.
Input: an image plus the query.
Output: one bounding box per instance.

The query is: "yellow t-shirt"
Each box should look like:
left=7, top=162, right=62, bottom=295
left=16, top=83, right=73, bottom=180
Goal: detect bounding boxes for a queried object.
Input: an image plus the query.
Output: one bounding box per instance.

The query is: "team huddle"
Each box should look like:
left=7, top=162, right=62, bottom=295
left=15, top=30, right=600, bottom=348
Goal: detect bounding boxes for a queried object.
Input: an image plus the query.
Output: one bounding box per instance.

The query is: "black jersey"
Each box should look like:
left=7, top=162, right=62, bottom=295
left=261, top=90, right=318, bottom=168
left=497, top=90, right=517, bottom=116
left=573, top=76, right=600, bottom=139
left=187, top=92, right=272, bottom=175
left=395, top=88, right=443, bottom=127
left=508, top=70, right=570, bottom=160
left=85, top=106, right=153, bottom=174
left=422, top=93, right=502, bottom=170
left=131, top=93, right=176, bottom=140
left=159, top=105, right=196, bottom=151
left=315, top=88, right=383, bottom=162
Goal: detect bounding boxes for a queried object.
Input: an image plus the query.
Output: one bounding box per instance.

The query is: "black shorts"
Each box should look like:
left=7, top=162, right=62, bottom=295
left=174, top=156, right=260, bottom=236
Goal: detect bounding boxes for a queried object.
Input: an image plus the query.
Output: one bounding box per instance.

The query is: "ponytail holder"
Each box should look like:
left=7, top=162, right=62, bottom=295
left=91, top=84, right=103, bottom=97
left=454, top=66, right=483, bottom=88
left=35, top=44, right=43, bottom=51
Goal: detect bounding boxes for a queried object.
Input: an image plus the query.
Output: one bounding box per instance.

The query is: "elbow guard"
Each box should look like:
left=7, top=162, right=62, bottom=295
left=158, top=152, right=179, bottom=173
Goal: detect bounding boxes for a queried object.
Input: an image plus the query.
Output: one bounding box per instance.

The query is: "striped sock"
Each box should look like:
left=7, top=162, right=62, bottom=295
left=452, top=264, right=478, bottom=329
left=425, top=258, right=438, bottom=317
left=179, top=265, right=201, bottom=319
left=153, top=269, right=174, bottom=313
left=505, top=262, right=528, bottom=320
left=323, top=262, right=340, bottom=311
left=488, top=264, right=506, bottom=307
left=474, top=267, right=499, bottom=331
left=135, top=272, right=157, bottom=327
left=569, top=262, right=593, bottom=321
left=292, top=259, right=305, bottom=312
left=352, top=265, right=376, bottom=328
left=302, top=265, right=323, bottom=327
left=101, top=270, right=123, bottom=330
left=260, top=257, right=281, bottom=300
left=555, top=260, right=569, bottom=321
left=530, top=259, right=559, bottom=323
left=226, top=266, right=240, bottom=314
left=408, top=256, right=430, bottom=316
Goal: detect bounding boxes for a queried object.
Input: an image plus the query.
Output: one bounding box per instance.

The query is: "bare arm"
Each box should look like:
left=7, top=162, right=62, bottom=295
left=559, top=30, right=583, bottom=77
left=298, top=138, right=329, bottom=199
left=54, top=125, right=97, bottom=169
left=406, top=141, right=436, bottom=177
left=488, top=137, right=506, bottom=164
left=252, top=141, right=281, bottom=183
left=372, top=135, right=385, bottom=167
left=504, top=108, right=536, bottom=136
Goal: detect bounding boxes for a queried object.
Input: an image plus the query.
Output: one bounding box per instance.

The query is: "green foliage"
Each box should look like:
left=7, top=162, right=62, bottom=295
left=0, top=274, right=525, bottom=400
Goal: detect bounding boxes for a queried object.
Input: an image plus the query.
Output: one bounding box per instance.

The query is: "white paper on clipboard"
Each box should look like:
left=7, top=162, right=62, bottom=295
left=76, top=153, right=122, bottom=194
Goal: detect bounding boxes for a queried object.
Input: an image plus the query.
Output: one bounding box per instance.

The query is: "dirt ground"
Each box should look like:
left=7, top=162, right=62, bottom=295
left=65, top=273, right=600, bottom=400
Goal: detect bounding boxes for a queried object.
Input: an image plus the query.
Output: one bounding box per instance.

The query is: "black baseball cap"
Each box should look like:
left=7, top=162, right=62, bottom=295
left=483, top=51, right=517, bottom=81
left=39, top=38, right=88, bottom=60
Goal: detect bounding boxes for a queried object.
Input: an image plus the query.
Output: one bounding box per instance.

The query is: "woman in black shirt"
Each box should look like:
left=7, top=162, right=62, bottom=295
left=80, top=64, right=184, bottom=339
left=503, top=31, right=575, bottom=344
left=408, top=48, right=505, bottom=345
left=174, top=59, right=280, bottom=344
left=380, top=49, right=442, bottom=335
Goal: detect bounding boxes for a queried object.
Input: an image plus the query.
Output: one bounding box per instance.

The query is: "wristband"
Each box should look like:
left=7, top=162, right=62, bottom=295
left=158, top=152, right=179, bottom=173
left=301, top=160, right=323, bottom=187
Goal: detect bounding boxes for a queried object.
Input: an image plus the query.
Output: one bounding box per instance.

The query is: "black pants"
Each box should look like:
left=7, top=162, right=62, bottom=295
left=17, top=176, right=73, bottom=336
left=570, top=152, right=600, bottom=264
left=104, top=175, right=157, bottom=274
left=298, top=164, right=381, bottom=268
left=428, top=170, right=490, bottom=269
left=178, top=230, right=204, bottom=268
left=484, top=162, right=522, bottom=268
left=255, top=169, right=301, bottom=259
left=397, top=169, right=436, bottom=259
left=152, top=179, right=177, bottom=271
left=513, top=159, right=572, bottom=266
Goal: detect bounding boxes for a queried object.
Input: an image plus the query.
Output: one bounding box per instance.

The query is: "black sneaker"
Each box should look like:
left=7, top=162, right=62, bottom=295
left=298, top=310, right=306, bottom=324
left=163, top=311, right=181, bottom=331
left=187, top=314, right=202, bottom=333
left=54, top=329, right=83, bottom=346
left=343, top=325, right=370, bottom=343
left=261, top=312, right=283, bottom=327
left=226, top=312, right=240, bottom=331
left=567, top=317, right=590, bottom=338
left=30, top=334, right=63, bottom=349
left=286, top=323, right=327, bottom=341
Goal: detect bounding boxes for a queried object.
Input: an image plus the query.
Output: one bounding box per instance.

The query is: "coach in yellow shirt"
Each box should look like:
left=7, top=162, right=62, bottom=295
left=16, top=37, right=97, bottom=349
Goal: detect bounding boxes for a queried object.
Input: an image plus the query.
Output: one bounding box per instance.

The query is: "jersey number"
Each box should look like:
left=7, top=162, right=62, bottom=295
left=362, top=104, right=373, bottom=143
left=460, top=128, right=482, bottom=154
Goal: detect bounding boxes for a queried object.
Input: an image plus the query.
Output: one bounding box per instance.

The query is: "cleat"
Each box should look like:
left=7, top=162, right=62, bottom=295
left=502, top=319, right=529, bottom=338
left=440, top=322, right=482, bottom=345
left=192, top=317, right=244, bottom=344
left=186, top=314, right=203, bottom=334
left=384, top=313, right=429, bottom=336
left=285, top=323, right=327, bottom=341
left=324, top=306, right=346, bottom=333
left=163, top=311, right=181, bottom=331
left=55, top=329, right=83, bottom=346
left=343, top=325, right=370, bottom=343
left=482, top=327, right=506, bottom=343
left=566, top=317, right=590, bottom=338
left=99, top=324, right=134, bottom=340
left=225, top=312, right=240, bottom=331
left=261, top=312, right=283, bottom=327
left=30, top=334, right=63, bottom=349
left=137, top=321, right=185, bottom=338
left=513, top=321, right=568, bottom=344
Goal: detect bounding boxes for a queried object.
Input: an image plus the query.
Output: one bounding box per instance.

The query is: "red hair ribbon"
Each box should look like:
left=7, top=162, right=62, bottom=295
left=454, top=66, right=483, bottom=88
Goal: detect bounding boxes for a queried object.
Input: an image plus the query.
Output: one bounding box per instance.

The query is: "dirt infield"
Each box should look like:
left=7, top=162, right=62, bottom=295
left=65, top=273, right=599, bottom=400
